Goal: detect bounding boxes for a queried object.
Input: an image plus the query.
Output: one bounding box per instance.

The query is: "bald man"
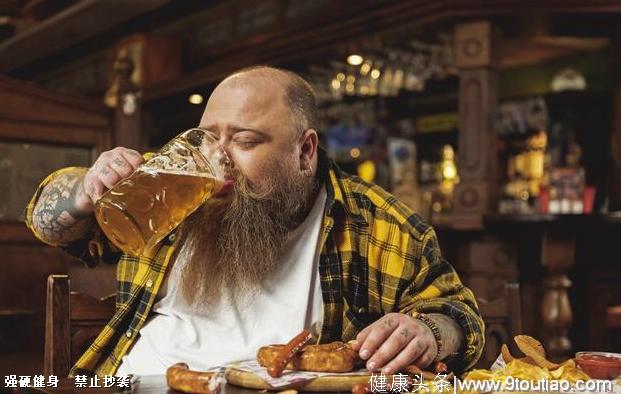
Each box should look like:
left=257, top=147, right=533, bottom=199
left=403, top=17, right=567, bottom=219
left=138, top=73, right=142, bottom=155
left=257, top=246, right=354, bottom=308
left=26, top=66, right=484, bottom=377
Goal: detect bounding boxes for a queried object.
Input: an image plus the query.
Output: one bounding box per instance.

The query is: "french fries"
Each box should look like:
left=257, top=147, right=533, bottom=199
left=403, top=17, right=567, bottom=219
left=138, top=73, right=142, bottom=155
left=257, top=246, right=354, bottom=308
left=460, top=335, right=591, bottom=393
left=514, top=335, right=560, bottom=370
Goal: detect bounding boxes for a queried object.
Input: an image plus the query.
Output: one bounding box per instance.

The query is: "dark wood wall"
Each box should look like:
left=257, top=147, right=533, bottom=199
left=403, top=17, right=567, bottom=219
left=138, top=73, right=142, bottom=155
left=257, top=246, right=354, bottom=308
left=0, top=76, right=115, bottom=374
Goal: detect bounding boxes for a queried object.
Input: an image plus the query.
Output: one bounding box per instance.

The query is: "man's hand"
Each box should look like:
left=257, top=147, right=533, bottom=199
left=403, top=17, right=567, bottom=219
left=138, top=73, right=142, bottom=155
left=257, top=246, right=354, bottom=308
left=80, top=147, right=143, bottom=210
left=32, top=146, right=143, bottom=245
left=351, top=313, right=438, bottom=374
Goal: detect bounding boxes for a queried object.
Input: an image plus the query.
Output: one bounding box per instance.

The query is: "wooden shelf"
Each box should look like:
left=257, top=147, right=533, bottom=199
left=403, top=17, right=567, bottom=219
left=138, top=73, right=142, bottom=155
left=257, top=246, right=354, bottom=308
left=483, top=212, right=621, bottom=230
left=485, top=213, right=586, bottom=223
left=0, top=308, right=36, bottom=317
left=602, top=212, right=621, bottom=224
left=430, top=212, right=621, bottom=232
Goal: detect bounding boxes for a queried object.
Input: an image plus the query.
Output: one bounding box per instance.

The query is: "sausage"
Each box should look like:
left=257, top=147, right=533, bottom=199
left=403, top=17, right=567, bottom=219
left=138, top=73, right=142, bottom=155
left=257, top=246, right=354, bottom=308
left=403, top=363, right=448, bottom=381
left=432, top=361, right=448, bottom=374
left=166, top=362, right=222, bottom=394
left=404, top=364, right=423, bottom=375
left=267, top=329, right=313, bottom=378
left=258, top=342, right=361, bottom=373
left=351, top=383, right=371, bottom=394
left=405, top=361, right=447, bottom=374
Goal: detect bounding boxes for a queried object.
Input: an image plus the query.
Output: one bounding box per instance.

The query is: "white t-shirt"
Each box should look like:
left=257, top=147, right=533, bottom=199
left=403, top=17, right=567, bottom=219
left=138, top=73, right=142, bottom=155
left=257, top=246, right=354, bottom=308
left=116, top=187, right=327, bottom=375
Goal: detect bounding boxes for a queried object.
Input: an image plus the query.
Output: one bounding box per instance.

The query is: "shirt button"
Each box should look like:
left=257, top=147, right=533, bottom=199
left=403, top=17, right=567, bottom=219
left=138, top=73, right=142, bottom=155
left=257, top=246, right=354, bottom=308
left=168, top=233, right=176, bottom=242
left=126, top=330, right=132, bottom=338
left=145, top=279, right=153, bottom=288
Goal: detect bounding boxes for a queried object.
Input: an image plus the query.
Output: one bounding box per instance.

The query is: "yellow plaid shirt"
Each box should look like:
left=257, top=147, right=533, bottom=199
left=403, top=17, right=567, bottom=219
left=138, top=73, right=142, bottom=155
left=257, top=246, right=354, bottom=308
left=25, top=153, right=484, bottom=376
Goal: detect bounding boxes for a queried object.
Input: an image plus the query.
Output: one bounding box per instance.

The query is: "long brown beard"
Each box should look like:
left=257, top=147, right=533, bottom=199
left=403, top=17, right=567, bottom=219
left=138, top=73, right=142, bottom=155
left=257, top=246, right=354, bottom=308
left=175, top=157, right=319, bottom=310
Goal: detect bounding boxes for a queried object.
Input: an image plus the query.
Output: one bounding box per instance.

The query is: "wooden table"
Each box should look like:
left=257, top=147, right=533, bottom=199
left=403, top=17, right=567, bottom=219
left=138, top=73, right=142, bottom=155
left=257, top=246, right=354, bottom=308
left=134, top=375, right=260, bottom=394
left=11, top=375, right=262, bottom=394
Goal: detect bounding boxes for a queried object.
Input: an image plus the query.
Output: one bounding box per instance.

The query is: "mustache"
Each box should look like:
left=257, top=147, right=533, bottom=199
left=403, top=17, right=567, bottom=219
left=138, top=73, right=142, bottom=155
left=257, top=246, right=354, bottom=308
left=227, top=168, right=277, bottom=201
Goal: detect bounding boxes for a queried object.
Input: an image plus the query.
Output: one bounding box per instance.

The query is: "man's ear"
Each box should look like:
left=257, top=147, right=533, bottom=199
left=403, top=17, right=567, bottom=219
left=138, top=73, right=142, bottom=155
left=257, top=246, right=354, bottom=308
left=299, top=129, right=318, bottom=172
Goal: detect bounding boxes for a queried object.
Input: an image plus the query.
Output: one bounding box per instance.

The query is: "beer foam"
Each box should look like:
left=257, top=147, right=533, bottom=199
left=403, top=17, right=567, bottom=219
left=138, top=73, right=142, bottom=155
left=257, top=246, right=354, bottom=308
left=140, top=139, right=226, bottom=180
left=139, top=168, right=216, bottom=178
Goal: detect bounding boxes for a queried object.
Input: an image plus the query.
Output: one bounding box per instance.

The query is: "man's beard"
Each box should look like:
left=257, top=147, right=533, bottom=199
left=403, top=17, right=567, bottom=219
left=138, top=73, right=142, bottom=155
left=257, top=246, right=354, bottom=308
left=174, top=157, right=319, bottom=310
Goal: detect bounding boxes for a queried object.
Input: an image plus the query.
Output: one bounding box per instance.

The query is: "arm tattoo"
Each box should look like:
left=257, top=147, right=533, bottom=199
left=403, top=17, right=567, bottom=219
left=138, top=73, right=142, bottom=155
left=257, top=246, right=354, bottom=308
left=428, top=313, right=464, bottom=361
left=32, top=172, right=94, bottom=244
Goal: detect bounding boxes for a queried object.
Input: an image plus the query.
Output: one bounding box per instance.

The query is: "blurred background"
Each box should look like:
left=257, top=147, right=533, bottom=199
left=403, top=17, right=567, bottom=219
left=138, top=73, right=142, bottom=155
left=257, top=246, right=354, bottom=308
left=1, top=0, right=621, bottom=377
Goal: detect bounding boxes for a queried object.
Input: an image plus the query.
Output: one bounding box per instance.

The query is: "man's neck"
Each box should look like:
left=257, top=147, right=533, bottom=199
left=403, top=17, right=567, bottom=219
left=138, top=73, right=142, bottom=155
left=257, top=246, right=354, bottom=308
left=288, top=180, right=323, bottom=230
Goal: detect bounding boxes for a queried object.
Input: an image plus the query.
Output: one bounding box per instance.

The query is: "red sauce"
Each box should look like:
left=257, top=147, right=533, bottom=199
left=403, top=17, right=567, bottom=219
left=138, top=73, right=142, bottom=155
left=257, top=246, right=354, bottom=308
left=578, top=354, right=621, bottom=364
left=575, top=352, right=621, bottom=380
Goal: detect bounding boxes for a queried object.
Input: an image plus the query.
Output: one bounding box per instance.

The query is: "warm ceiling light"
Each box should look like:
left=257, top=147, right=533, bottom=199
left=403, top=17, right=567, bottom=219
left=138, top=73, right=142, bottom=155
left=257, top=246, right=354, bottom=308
left=188, top=94, right=203, bottom=105
left=360, top=62, right=371, bottom=75
left=346, top=75, right=356, bottom=83
left=360, top=86, right=369, bottom=95
left=442, top=163, right=457, bottom=180
left=347, top=54, right=364, bottom=66
left=551, top=68, right=586, bottom=92
left=370, top=69, right=381, bottom=79
left=331, top=79, right=341, bottom=90
left=350, top=148, right=361, bottom=158
left=336, top=72, right=346, bottom=81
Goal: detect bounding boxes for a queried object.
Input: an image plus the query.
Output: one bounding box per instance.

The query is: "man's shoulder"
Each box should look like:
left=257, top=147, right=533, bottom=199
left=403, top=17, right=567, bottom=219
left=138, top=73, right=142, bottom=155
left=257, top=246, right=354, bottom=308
left=334, top=171, right=431, bottom=242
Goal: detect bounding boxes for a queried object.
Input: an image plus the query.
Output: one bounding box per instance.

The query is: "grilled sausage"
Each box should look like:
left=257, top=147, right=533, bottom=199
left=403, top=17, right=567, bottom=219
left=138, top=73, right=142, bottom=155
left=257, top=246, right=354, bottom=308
left=267, top=330, right=313, bottom=378
left=166, top=362, right=222, bottom=393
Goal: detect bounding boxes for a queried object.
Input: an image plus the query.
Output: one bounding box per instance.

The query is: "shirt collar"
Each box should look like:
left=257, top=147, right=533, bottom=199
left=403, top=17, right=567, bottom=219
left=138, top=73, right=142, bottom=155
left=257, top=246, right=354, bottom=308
left=317, top=148, right=367, bottom=226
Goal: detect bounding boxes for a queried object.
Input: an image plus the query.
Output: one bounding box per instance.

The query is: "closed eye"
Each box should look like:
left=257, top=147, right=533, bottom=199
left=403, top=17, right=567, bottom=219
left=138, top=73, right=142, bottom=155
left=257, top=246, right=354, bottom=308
left=234, top=140, right=261, bottom=148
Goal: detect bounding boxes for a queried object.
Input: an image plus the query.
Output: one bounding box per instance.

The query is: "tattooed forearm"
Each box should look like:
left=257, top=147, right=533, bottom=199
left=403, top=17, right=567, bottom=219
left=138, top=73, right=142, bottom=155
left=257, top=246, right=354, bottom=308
left=428, top=313, right=464, bottom=361
left=32, top=172, right=95, bottom=244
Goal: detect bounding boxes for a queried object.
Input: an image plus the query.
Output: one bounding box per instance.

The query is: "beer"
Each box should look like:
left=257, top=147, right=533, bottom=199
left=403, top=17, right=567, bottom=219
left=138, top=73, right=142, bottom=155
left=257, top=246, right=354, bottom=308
left=95, top=170, right=223, bottom=255
left=94, top=128, right=229, bottom=256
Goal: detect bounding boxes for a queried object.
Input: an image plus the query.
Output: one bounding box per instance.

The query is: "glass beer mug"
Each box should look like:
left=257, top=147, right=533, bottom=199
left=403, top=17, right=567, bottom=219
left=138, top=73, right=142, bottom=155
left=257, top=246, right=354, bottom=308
left=94, top=128, right=230, bottom=256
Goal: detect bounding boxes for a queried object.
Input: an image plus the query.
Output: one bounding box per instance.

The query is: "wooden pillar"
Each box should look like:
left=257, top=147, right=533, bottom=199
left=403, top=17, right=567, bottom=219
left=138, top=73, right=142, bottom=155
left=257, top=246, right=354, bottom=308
left=452, top=21, right=500, bottom=229
left=451, top=22, right=519, bottom=363
left=113, top=55, right=144, bottom=151
left=609, top=25, right=621, bottom=210
left=540, top=231, right=575, bottom=361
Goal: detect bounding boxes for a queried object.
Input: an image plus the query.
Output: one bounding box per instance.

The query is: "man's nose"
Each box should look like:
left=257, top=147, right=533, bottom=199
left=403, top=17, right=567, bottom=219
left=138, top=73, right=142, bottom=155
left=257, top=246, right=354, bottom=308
left=218, top=141, right=234, bottom=170
left=220, top=148, right=232, bottom=169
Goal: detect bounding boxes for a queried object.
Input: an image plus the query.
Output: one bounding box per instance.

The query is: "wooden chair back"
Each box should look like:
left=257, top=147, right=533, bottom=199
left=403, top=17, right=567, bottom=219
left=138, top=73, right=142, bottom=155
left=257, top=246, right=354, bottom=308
left=476, top=282, right=522, bottom=368
left=44, top=274, right=115, bottom=377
